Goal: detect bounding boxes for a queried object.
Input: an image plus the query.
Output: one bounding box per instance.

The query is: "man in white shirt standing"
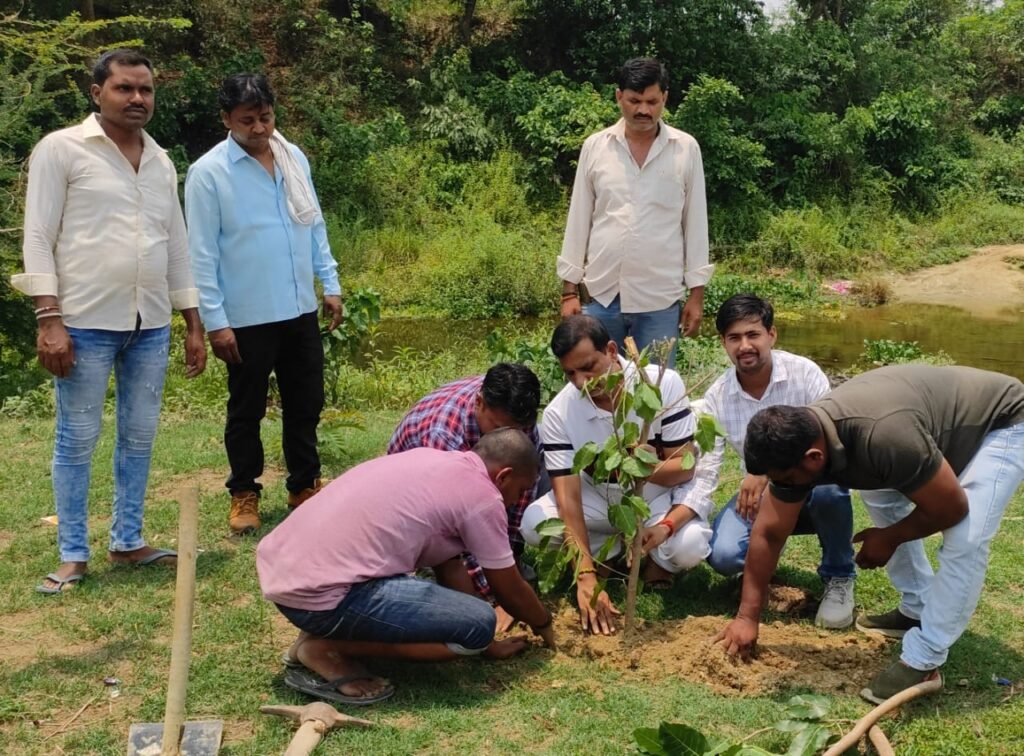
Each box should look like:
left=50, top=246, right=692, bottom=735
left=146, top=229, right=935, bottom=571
left=558, top=58, right=713, bottom=367
left=681, top=294, right=856, bottom=627
left=12, top=49, right=206, bottom=594
left=520, top=315, right=711, bottom=635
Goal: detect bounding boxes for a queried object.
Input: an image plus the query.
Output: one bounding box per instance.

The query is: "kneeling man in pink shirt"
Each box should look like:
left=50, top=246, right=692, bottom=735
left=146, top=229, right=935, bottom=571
left=256, top=427, right=555, bottom=705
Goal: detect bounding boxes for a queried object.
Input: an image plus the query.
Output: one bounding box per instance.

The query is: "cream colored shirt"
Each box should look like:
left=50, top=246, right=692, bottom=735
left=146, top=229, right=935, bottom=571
left=12, top=114, right=199, bottom=329
left=557, top=119, right=713, bottom=312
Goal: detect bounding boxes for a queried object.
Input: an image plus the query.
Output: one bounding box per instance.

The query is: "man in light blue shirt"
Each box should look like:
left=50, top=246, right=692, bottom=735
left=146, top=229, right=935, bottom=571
left=185, top=73, right=342, bottom=534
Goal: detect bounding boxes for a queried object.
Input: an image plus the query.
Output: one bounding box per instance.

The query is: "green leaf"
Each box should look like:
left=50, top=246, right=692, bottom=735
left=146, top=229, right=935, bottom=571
left=634, top=382, right=663, bottom=423
left=658, top=722, right=709, bottom=755
left=634, top=728, right=669, bottom=756
left=621, top=455, right=654, bottom=479
left=623, top=493, right=652, bottom=519
left=681, top=450, right=696, bottom=470
left=604, top=450, right=623, bottom=470
left=784, top=724, right=831, bottom=756
left=534, top=518, right=565, bottom=539
left=695, top=413, right=726, bottom=454
left=535, top=547, right=569, bottom=594
left=572, top=442, right=599, bottom=474
left=782, top=694, right=830, bottom=721
left=706, top=744, right=744, bottom=756
left=774, top=719, right=810, bottom=733
left=594, top=535, right=617, bottom=564
left=634, top=446, right=660, bottom=465
left=608, top=503, right=637, bottom=538
left=621, top=422, right=641, bottom=446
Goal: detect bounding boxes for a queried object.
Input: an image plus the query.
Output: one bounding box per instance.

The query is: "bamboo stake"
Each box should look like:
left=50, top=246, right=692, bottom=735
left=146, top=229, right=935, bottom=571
left=822, top=676, right=942, bottom=756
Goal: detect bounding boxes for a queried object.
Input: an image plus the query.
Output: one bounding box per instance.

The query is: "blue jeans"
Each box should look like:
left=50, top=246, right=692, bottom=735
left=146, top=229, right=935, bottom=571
left=276, top=575, right=497, bottom=655
left=53, top=326, right=170, bottom=563
left=860, top=422, right=1024, bottom=670
left=708, top=484, right=856, bottom=581
left=584, top=296, right=681, bottom=368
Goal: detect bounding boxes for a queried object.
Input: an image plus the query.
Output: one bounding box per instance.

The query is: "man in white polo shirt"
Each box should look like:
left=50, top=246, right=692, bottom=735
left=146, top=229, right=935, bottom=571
left=557, top=58, right=713, bottom=366
left=12, top=49, right=206, bottom=594
left=520, top=315, right=710, bottom=635
left=680, top=294, right=855, bottom=628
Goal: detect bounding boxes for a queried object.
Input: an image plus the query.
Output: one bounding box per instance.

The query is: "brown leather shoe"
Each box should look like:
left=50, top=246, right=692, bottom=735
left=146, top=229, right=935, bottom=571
left=229, top=491, right=261, bottom=534
left=287, top=478, right=324, bottom=509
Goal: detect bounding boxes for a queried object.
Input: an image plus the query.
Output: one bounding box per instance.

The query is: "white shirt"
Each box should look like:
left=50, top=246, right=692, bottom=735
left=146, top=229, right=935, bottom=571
left=541, top=356, right=696, bottom=502
left=12, top=114, right=199, bottom=330
left=557, top=119, right=714, bottom=313
left=678, top=350, right=831, bottom=519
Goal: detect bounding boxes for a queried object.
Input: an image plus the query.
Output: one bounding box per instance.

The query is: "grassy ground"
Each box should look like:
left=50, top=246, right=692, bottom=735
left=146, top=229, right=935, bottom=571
left=1, top=411, right=1023, bottom=754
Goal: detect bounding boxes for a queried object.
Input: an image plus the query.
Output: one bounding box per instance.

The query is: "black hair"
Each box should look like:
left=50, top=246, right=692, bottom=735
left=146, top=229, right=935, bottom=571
left=617, top=58, right=669, bottom=93
left=743, top=406, right=820, bottom=474
left=481, top=363, right=541, bottom=427
left=472, top=427, right=540, bottom=477
left=218, top=73, right=276, bottom=113
left=93, top=49, right=152, bottom=86
left=715, top=294, right=775, bottom=334
left=551, top=314, right=611, bottom=359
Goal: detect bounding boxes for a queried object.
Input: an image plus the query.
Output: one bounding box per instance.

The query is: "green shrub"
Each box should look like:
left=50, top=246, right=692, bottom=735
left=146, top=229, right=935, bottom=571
left=752, top=207, right=849, bottom=275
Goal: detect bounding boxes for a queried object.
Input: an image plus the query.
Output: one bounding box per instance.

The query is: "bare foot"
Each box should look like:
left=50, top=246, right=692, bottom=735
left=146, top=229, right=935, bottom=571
left=484, top=636, right=529, bottom=660
left=108, top=545, right=177, bottom=566
left=39, top=561, right=88, bottom=592
left=495, top=604, right=516, bottom=633
left=295, top=636, right=391, bottom=699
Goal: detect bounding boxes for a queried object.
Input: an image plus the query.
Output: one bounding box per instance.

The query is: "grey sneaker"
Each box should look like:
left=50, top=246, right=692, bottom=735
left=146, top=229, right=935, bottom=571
left=860, top=661, right=942, bottom=704
left=855, top=608, right=921, bottom=639
left=815, top=577, right=855, bottom=629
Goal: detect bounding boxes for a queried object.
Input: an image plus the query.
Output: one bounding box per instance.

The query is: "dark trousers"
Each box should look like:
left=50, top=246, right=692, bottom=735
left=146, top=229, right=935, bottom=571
left=225, top=312, right=324, bottom=495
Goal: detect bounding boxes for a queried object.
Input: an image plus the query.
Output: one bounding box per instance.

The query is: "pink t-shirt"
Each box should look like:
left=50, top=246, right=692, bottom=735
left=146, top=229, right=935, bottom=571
left=256, top=448, right=515, bottom=610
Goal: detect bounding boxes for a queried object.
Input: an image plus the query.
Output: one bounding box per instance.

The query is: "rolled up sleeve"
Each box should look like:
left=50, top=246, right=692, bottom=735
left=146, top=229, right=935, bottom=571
left=166, top=166, right=199, bottom=311
left=681, top=140, right=713, bottom=289
left=12, top=137, right=64, bottom=298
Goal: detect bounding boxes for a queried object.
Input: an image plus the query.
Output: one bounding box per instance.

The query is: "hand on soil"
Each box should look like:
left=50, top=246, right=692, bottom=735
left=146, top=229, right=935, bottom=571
left=533, top=623, right=557, bottom=650
left=485, top=636, right=529, bottom=659
left=577, top=576, right=621, bottom=635
left=852, top=526, right=898, bottom=569
left=713, top=617, right=759, bottom=660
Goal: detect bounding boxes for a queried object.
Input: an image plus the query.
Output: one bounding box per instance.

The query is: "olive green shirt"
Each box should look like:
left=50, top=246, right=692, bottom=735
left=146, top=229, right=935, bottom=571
left=775, top=365, right=1024, bottom=498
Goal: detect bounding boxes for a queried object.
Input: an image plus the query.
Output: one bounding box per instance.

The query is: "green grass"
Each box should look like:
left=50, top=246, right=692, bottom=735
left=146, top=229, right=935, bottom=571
left=1, top=413, right=1023, bottom=754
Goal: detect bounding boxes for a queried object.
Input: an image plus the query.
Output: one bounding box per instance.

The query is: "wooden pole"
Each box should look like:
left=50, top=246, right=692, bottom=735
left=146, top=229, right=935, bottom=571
left=161, top=489, right=200, bottom=756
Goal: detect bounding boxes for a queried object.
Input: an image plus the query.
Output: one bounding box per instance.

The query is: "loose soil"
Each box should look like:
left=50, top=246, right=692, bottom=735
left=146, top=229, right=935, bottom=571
left=547, top=587, right=891, bottom=698
left=888, top=244, right=1024, bottom=318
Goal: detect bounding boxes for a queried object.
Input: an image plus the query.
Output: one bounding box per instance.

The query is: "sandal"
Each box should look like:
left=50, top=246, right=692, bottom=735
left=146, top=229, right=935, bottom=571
left=283, top=666, right=395, bottom=706
left=108, top=548, right=178, bottom=567
left=36, top=572, right=86, bottom=595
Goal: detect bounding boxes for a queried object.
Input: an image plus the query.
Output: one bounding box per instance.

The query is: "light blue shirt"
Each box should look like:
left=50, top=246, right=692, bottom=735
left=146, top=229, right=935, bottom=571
left=184, top=135, right=340, bottom=331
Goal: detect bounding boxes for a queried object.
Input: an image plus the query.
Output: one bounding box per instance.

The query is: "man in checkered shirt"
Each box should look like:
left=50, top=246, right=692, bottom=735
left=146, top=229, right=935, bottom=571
left=388, top=363, right=542, bottom=604
left=679, top=294, right=856, bottom=628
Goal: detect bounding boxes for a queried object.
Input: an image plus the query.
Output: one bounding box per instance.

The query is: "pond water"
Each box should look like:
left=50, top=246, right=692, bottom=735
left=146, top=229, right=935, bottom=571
left=378, top=301, right=1024, bottom=380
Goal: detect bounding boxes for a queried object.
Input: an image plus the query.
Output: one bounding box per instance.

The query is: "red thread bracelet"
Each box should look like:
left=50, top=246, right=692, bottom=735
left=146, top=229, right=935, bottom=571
left=657, top=518, right=676, bottom=537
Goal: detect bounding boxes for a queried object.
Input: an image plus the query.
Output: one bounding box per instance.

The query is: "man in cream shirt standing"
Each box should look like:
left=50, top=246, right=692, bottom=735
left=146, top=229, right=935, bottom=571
left=12, top=49, right=207, bottom=594
left=185, top=74, right=342, bottom=534
left=558, top=58, right=713, bottom=367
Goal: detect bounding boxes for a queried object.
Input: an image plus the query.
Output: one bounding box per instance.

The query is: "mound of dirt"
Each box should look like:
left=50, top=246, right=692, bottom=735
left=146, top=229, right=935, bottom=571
left=549, top=604, right=890, bottom=697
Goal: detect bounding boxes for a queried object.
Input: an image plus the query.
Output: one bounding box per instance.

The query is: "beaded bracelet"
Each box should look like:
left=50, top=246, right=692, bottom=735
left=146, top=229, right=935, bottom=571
left=34, top=305, right=60, bottom=315
left=36, top=311, right=63, bottom=320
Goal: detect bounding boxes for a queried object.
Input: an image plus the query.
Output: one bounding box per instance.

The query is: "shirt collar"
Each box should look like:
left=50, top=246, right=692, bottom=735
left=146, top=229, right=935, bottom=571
left=226, top=133, right=251, bottom=163
left=809, top=405, right=846, bottom=473
left=723, top=352, right=790, bottom=399
left=609, top=118, right=674, bottom=145
left=81, top=113, right=162, bottom=163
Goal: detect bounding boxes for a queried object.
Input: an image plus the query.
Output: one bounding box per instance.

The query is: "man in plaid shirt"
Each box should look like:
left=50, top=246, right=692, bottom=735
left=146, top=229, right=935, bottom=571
left=388, top=363, right=543, bottom=600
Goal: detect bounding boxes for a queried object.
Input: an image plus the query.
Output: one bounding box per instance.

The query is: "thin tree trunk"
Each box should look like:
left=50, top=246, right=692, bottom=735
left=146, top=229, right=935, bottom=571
left=624, top=506, right=644, bottom=638
left=81, top=0, right=95, bottom=20
left=458, top=0, right=476, bottom=45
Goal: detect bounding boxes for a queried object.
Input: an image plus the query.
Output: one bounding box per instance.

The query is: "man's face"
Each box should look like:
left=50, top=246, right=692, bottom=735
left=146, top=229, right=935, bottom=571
left=558, top=338, right=618, bottom=394
left=615, top=83, right=668, bottom=133
left=91, top=63, right=155, bottom=132
left=495, top=469, right=538, bottom=507
left=475, top=398, right=527, bottom=435
left=221, top=103, right=275, bottom=155
left=766, top=451, right=827, bottom=501
left=721, top=317, right=777, bottom=375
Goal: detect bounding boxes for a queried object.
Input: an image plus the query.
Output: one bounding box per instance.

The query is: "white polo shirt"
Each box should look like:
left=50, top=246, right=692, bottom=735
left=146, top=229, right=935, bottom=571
left=541, top=356, right=696, bottom=500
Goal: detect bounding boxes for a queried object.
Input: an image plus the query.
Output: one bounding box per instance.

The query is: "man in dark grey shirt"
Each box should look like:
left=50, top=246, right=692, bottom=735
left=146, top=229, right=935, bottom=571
left=713, top=365, right=1024, bottom=703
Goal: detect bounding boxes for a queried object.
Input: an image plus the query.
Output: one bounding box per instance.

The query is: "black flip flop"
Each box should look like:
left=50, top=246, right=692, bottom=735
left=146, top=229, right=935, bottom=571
left=283, top=666, right=395, bottom=706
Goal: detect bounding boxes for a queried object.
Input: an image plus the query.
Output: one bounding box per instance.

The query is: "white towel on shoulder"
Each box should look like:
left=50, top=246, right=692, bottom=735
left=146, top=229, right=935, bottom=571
left=268, top=131, right=321, bottom=226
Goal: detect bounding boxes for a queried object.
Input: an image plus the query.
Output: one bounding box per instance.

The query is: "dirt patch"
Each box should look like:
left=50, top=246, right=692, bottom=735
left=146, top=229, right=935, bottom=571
left=0, top=530, right=14, bottom=553
left=888, top=244, right=1024, bottom=318
left=150, top=467, right=285, bottom=502
left=549, top=605, right=890, bottom=697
